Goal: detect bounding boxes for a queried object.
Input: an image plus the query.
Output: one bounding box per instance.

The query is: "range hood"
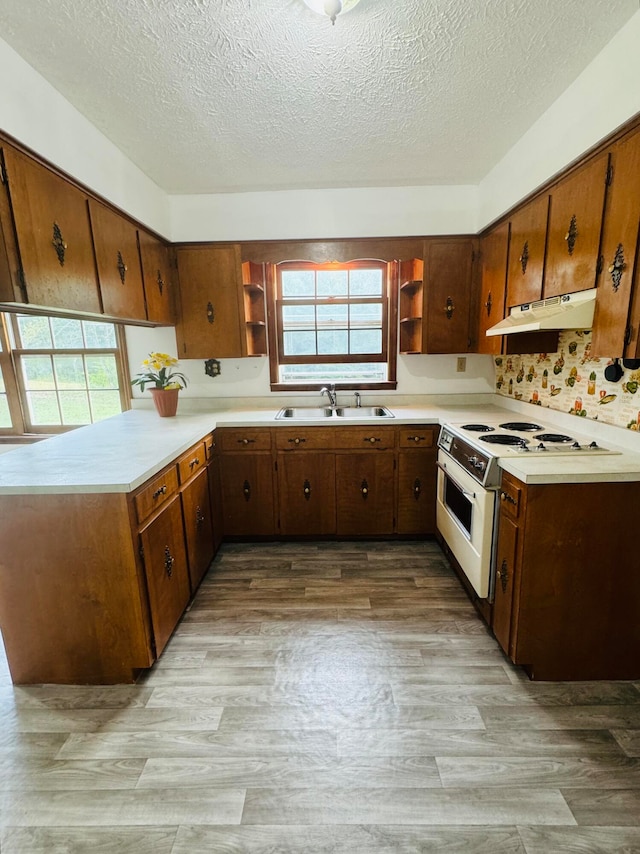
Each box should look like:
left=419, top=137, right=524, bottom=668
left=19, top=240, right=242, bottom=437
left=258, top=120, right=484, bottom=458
left=486, top=288, right=596, bottom=336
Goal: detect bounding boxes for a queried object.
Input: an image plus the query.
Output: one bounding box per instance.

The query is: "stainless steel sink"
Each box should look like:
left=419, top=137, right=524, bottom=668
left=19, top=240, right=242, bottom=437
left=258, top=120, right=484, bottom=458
left=276, top=407, right=334, bottom=419
left=276, top=405, right=393, bottom=419
left=335, top=406, right=394, bottom=418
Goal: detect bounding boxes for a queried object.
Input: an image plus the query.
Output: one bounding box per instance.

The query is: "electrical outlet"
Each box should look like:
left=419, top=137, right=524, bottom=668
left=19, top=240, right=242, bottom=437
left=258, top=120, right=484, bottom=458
left=456, top=357, right=466, bottom=372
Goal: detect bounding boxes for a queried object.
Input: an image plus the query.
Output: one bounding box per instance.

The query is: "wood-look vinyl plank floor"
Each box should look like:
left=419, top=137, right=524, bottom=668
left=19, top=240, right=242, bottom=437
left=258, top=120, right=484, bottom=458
left=1, top=539, right=639, bottom=852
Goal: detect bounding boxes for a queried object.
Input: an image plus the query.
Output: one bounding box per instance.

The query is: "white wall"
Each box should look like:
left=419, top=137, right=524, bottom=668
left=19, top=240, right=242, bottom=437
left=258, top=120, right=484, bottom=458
left=478, top=10, right=640, bottom=229
left=0, top=37, right=170, bottom=237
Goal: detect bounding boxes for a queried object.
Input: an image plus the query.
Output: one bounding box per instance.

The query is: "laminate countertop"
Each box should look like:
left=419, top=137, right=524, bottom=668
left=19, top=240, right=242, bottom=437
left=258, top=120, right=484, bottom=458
left=0, top=397, right=639, bottom=493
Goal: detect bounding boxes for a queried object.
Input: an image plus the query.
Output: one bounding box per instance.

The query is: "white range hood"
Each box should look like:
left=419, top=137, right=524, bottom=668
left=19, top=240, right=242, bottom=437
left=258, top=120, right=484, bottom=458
left=486, top=288, right=597, bottom=336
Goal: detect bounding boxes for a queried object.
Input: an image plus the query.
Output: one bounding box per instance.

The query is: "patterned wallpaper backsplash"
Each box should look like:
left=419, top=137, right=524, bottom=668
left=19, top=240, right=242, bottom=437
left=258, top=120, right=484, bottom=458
left=494, top=330, right=640, bottom=432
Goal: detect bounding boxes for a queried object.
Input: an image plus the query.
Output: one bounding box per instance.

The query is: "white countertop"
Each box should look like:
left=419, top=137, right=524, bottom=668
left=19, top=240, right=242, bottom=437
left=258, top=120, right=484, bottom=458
left=0, top=396, right=639, bottom=493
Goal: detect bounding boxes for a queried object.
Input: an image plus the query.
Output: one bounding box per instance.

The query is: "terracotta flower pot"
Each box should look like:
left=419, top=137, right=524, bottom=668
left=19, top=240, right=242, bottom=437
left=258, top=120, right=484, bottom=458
left=150, top=387, right=179, bottom=417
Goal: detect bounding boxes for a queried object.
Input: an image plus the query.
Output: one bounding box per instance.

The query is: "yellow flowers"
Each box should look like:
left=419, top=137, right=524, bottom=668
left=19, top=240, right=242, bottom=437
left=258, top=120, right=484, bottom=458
left=131, top=352, right=188, bottom=393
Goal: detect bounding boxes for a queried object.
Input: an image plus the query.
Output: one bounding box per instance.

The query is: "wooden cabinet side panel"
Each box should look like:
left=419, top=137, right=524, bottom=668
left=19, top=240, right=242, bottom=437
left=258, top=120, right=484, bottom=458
left=424, top=239, right=473, bottom=353
left=506, top=194, right=550, bottom=307
left=544, top=152, right=609, bottom=298
left=138, top=229, right=176, bottom=325
left=2, top=146, right=102, bottom=313
left=277, top=452, right=336, bottom=536
left=219, top=453, right=275, bottom=536
left=477, top=222, right=509, bottom=355
left=175, top=245, right=245, bottom=359
left=0, top=493, right=152, bottom=684
left=335, top=453, right=395, bottom=536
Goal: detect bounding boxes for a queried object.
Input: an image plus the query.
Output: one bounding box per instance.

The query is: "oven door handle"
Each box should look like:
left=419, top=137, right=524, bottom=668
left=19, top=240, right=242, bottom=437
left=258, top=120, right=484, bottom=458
left=436, top=461, right=476, bottom=499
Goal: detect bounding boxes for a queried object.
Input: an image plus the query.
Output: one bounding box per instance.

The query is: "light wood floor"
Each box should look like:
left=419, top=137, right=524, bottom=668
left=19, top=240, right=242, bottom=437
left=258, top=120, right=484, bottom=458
left=1, top=540, right=640, bottom=852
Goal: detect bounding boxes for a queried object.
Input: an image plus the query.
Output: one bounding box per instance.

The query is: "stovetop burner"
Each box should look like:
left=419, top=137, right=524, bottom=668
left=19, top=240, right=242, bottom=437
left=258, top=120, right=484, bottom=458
left=499, top=422, right=543, bottom=431
left=533, top=433, right=573, bottom=443
left=479, top=434, right=529, bottom=446
left=461, top=424, right=495, bottom=432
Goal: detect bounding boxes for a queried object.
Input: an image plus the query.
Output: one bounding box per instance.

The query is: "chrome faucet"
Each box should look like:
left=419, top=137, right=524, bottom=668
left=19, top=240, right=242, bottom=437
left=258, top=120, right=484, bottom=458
left=320, top=384, right=337, bottom=408
left=354, top=391, right=361, bottom=408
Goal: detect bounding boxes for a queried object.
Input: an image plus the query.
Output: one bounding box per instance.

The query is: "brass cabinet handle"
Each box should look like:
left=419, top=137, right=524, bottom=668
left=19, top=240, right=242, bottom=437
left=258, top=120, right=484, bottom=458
left=565, top=214, right=578, bottom=255
left=500, top=491, right=517, bottom=505
left=413, top=478, right=421, bottom=499
left=407, top=435, right=425, bottom=443
left=116, top=250, right=127, bottom=284
left=498, top=558, right=509, bottom=593
left=243, top=479, right=251, bottom=501
left=189, top=457, right=200, bottom=469
left=52, top=222, right=67, bottom=266
left=444, top=297, right=455, bottom=319
left=608, top=243, right=625, bottom=292
left=195, top=506, right=205, bottom=527
left=303, top=479, right=311, bottom=501
left=361, top=479, right=369, bottom=499
left=239, top=438, right=256, bottom=445
left=364, top=437, right=381, bottom=444
left=288, top=437, right=306, bottom=445
left=519, top=241, right=529, bottom=274
left=207, top=302, right=215, bottom=324
left=164, top=545, right=175, bottom=578
left=156, top=269, right=164, bottom=296
left=484, top=291, right=492, bottom=316
left=152, top=485, right=167, bottom=500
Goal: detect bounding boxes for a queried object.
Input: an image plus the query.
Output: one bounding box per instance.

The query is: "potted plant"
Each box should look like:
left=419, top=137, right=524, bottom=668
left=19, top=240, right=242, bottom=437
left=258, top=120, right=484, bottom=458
left=131, top=352, right=188, bottom=417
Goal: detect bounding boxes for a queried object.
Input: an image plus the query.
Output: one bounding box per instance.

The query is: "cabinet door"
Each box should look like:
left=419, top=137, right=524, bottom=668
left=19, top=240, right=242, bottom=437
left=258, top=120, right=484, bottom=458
left=219, top=453, right=275, bottom=536
left=176, top=245, right=245, bottom=359
left=544, top=152, right=609, bottom=298
left=492, top=514, right=519, bottom=656
left=1, top=146, right=101, bottom=313
left=139, top=230, right=175, bottom=325
left=335, top=452, right=395, bottom=536
left=208, top=454, right=224, bottom=554
left=89, top=200, right=147, bottom=321
left=591, top=128, right=640, bottom=358
left=181, top=467, right=214, bottom=591
left=477, top=223, right=509, bottom=355
left=506, top=194, right=549, bottom=308
left=278, top=452, right=336, bottom=536
left=424, top=239, right=474, bottom=353
left=139, top=495, right=190, bottom=656
left=397, top=450, right=437, bottom=535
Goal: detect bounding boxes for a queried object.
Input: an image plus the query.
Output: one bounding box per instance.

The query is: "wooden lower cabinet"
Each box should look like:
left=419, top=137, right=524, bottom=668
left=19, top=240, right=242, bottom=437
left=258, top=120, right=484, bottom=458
left=181, top=466, right=214, bottom=591
left=138, top=494, right=190, bottom=657
left=219, top=452, right=276, bottom=536
left=278, top=451, right=336, bottom=535
left=335, top=452, right=395, bottom=536
left=492, top=472, right=640, bottom=680
left=397, top=450, right=437, bottom=535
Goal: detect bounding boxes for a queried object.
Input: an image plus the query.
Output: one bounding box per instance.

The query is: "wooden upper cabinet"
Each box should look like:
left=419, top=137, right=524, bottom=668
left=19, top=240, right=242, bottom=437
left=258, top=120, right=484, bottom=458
left=543, top=152, right=610, bottom=298
left=0, top=145, right=101, bottom=313
left=591, top=127, right=640, bottom=358
left=88, top=199, right=147, bottom=322
left=506, top=194, right=549, bottom=308
left=175, top=245, right=245, bottom=359
left=423, top=239, right=474, bottom=353
left=139, top=230, right=175, bottom=325
left=477, top=222, right=510, bottom=355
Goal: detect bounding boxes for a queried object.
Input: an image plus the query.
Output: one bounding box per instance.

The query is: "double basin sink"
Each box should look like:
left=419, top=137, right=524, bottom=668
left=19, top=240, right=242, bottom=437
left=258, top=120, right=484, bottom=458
left=276, top=405, right=394, bottom=419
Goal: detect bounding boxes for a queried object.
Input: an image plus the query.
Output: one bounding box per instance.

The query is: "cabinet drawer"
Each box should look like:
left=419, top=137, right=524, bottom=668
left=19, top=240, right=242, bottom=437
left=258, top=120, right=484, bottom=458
left=499, top=474, right=523, bottom=521
left=135, top=465, right=179, bottom=524
left=219, top=428, right=272, bottom=451
left=398, top=427, right=436, bottom=449
left=275, top=428, right=335, bottom=450
left=177, top=441, right=207, bottom=483
left=334, top=427, right=396, bottom=450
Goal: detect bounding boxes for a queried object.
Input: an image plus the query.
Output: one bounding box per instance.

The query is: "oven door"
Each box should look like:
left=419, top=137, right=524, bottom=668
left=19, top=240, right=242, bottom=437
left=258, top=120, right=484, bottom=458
left=436, top=450, right=496, bottom=599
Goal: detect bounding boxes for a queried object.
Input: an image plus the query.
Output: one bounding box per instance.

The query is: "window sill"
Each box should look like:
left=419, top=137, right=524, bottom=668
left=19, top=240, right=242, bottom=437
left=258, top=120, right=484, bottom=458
left=270, top=381, right=398, bottom=392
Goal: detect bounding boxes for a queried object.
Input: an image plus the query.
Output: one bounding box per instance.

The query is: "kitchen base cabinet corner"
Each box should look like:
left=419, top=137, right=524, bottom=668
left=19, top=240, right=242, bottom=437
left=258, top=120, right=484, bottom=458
left=492, top=473, right=640, bottom=681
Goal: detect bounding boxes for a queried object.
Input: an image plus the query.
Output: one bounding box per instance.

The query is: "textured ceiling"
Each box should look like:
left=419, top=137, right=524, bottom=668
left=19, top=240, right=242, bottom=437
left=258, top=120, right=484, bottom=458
left=0, top=0, right=637, bottom=194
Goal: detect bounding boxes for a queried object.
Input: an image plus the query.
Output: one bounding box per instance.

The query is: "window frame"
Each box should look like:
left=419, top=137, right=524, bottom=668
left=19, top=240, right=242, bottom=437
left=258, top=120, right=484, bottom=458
left=0, top=311, right=130, bottom=437
left=267, top=259, right=398, bottom=391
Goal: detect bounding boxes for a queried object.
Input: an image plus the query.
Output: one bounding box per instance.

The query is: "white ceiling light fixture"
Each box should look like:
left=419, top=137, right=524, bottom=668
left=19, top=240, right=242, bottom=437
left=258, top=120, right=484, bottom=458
left=302, top=0, right=363, bottom=25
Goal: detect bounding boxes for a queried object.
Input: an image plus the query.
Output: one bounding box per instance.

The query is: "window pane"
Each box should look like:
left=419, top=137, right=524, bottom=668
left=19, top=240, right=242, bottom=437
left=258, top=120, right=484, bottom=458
left=22, top=356, right=55, bottom=390
left=84, top=321, right=117, bottom=348
left=51, top=317, right=84, bottom=349
left=59, top=391, right=91, bottom=425
left=89, top=390, right=122, bottom=421
left=317, top=270, right=348, bottom=297
left=318, top=330, right=348, bottom=354
left=283, top=331, right=316, bottom=356
left=282, top=304, right=316, bottom=326
left=350, top=303, right=383, bottom=325
left=350, top=268, right=383, bottom=296
left=53, top=355, right=86, bottom=390
left=86, top=355, right=119, bottom=389
left=17, top=316, right=52, bottom=348
left=0, top=370, right=4, bottom=393
left=280, top=362, right=386, bottom=383
left=0, top=395, right=10, bottom=427
left=281, top=270, right=314, bottom=298
left=350, top=329, right=383, bottom=354
left=317, top=304, right=348, bottom=325
left=27, top=391, right=61, bottom=426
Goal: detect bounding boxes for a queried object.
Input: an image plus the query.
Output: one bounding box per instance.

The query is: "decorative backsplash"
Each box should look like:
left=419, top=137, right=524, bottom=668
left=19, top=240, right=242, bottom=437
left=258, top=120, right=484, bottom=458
left=494, top=330, right=640, bottom=432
